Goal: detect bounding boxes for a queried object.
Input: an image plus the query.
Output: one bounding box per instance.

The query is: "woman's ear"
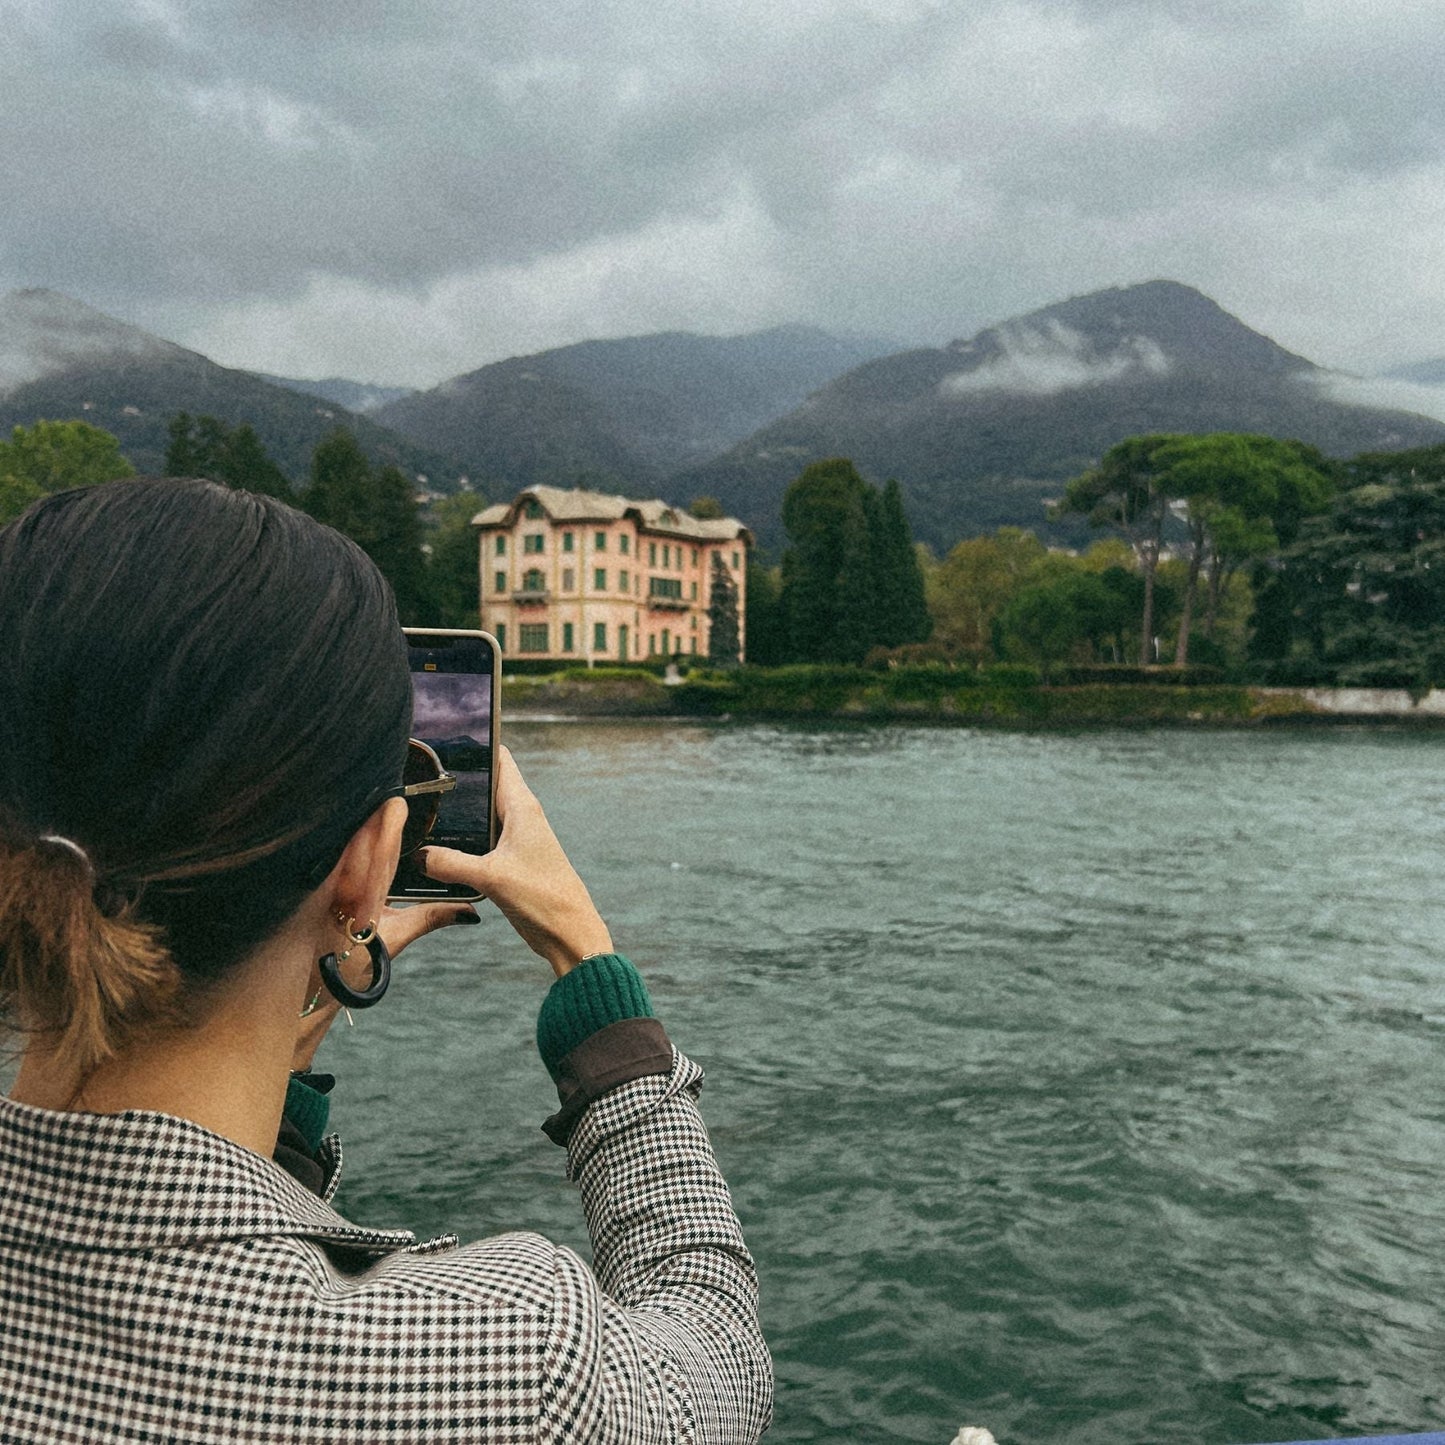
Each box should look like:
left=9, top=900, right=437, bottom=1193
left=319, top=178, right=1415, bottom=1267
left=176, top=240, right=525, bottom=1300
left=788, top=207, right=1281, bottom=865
left=329, top=797, right=407, bottom=927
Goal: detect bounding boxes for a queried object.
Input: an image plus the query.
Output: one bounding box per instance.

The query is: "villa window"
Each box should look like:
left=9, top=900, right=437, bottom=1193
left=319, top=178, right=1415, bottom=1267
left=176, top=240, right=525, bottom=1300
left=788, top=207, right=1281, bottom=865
left=494, top=535, right=506, bottom=556
left=562, top=622, right=574, bottom=652
left=663, top=545, right=670, bottom=568
left=562, top=531, right=574, bottom=552
left=522, top=568, right=546, bottom=592
left=495, top=623, right=506, bottom=651
left=619, top=535, right=630, bottom=555
left=562, top=568, right=575, bottom=591
left=524, top=533, right=545, bottom=554
left=594, top=621, right=607, bottom=652
left=519, top=623, right=548, bottom=652
left=649, top=542, right=657, bottom=565
left=524, top=501, right=543, bottom=519
left=690, top=581, right=697, bottom=600
left=732, top=551, right=741, bottom=570
left=494, top=571, right=506, bottom=593
left=594, top=568, right=606, bottom=591
left=692, top=549, right=699, bottom=565
left=619, top=569, right=629, bottom=591
left=649, top=576, right=682, bottom=600
left=594, top=531, right=607, bottom=550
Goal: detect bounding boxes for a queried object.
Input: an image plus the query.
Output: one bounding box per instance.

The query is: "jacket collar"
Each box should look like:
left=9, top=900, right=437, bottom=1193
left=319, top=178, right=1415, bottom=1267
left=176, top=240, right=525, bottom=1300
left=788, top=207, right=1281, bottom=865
left=0, top=1093, right=450, bottom=1257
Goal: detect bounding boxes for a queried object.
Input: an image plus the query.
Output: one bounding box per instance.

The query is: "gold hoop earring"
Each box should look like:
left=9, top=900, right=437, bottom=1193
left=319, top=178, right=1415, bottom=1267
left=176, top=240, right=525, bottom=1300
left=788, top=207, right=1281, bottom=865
left=336, top=912, right=377, bottom=946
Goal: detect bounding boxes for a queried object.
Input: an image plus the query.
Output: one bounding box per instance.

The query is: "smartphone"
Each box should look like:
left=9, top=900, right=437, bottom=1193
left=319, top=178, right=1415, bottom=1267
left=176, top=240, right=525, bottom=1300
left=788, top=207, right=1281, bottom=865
left=388, top=628, right=500, bottom=902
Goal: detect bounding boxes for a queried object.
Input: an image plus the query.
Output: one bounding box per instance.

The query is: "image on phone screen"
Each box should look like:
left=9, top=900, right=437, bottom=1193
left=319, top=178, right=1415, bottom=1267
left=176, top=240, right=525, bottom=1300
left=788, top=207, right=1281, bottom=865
left=390, top=631, right=497, bottom=899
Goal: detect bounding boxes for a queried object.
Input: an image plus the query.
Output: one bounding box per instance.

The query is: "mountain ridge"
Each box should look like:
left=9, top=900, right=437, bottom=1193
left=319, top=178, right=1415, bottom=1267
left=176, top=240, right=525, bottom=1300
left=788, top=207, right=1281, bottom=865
left=674, top=281, right=1445, bottom=553
left=0, top=289, right=463, bottom=485
left=373, top=324, right=897, bottom=488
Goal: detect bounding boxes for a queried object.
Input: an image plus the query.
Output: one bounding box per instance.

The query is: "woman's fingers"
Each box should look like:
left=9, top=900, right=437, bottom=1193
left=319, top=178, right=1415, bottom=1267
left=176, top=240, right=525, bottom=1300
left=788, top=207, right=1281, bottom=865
left=419, top=747, right=612, bottom=976
left=377, top=899, right=479, bottom=957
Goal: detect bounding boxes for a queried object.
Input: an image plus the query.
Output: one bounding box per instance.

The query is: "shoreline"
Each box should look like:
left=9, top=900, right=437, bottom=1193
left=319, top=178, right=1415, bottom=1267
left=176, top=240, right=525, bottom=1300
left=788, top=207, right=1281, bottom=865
left=502, top=674, right=1445, bottom=728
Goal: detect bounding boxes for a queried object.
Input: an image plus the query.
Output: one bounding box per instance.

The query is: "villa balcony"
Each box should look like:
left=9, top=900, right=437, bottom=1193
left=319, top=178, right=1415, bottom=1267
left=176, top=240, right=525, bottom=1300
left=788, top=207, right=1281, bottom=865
left=646, top=594, right=690, bottom=612
left=513, top=588, right=550, bottom=605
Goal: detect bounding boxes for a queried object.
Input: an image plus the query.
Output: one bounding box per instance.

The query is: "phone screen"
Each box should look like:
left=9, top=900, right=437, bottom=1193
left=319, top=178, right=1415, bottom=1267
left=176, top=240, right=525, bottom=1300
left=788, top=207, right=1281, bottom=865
left=389, top=630, right=498, bottom=900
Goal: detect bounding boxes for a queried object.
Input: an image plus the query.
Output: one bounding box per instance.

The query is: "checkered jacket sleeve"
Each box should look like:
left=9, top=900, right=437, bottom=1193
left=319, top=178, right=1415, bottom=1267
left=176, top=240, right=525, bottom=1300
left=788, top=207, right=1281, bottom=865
left=551, top=1049, right=772, bottom=1442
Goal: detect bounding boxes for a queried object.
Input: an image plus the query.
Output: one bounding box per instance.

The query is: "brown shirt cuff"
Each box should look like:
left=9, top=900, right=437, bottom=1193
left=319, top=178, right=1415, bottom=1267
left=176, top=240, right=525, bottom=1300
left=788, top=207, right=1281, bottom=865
left=542, top=1017, right=674, bottom=1147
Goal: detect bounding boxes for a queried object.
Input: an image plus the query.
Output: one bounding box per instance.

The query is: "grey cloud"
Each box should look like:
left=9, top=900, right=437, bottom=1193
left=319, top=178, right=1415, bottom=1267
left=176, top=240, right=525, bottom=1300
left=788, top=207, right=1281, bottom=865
left=4, top=0, right=1445, bottom=381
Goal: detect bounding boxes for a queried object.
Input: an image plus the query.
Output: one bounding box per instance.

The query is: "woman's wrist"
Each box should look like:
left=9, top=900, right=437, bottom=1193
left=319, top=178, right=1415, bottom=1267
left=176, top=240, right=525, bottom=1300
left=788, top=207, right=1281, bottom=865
left=551, top=932, right=615, bottom=977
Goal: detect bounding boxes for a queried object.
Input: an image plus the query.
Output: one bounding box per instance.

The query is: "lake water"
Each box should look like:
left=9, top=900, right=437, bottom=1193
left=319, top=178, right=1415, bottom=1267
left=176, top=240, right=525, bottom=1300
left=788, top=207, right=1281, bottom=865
left=322, top=722, right=1445, bottom=1445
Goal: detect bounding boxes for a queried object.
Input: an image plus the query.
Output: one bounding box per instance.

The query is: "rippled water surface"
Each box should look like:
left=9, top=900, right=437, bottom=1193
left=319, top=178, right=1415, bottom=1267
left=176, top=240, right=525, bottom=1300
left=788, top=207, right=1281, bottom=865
left=321, top=723, right=1445, bottom=1444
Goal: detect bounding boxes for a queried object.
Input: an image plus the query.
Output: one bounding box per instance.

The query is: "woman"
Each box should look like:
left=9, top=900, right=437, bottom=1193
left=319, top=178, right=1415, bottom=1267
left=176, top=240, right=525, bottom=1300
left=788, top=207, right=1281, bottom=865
left=0, top=478, right=771, bottom=1443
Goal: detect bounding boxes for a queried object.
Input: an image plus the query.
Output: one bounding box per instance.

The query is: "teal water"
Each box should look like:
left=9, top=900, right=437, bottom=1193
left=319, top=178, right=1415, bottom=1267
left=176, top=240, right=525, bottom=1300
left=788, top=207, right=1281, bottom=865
left=321, top=723, right=1445, bottom=1444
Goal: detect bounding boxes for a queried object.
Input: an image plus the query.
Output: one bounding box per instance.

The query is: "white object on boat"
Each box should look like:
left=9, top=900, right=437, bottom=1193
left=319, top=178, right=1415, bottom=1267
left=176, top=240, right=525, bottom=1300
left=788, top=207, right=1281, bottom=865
left=950, top=1430, right=998, bottom=1445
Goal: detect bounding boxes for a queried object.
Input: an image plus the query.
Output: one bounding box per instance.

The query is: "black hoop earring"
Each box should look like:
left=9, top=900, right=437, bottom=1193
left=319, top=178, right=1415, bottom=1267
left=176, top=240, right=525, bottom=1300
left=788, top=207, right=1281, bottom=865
left=318, top=934, right=391, bottom=1009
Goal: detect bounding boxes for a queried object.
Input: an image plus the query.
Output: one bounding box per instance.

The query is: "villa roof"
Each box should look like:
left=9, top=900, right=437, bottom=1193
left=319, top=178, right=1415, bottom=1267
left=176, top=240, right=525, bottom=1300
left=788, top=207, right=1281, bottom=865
left=472, top=484, right=751, bottom=543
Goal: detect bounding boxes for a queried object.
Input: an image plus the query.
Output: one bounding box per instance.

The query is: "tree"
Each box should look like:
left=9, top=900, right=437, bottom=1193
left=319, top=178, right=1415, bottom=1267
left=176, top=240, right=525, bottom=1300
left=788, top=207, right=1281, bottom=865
left=744, top=560, right=787, bottom=667
left=780, top=458, right=871, bottom=663
left=370, top=464, right=432, bottom=623
left=688, top=496, right=725, bottom=520
left=1148, top=433, right=1334, bottom=665
left=426, top=491, right=485, bottom=628
left=0, top=420, right=134, bottom=522
left=707, top=552, right=742, bottom=667
left=305, top=429, right=378, bottom=543
left=873, top=479, right=932, bottom=648
left=1056, top=434, right=1175, bottom=665
left=165, top=413, right=294, bottom=500
left=998, top=570, right=1128, bottom=679
left=303, top=429, right=432, bottom=622
left=925, top=527, right=1048, bottom=658
left=1059, top=432, right=1334, bottom=666
left=1254, top=443, right=1445, bottom=686
left=778, top=458, right=930, bottom=663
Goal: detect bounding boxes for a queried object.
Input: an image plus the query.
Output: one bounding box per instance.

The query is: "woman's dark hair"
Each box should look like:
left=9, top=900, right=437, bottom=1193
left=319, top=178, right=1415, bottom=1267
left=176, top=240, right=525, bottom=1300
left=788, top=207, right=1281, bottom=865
left=0, top=478, right=411, bottom=1069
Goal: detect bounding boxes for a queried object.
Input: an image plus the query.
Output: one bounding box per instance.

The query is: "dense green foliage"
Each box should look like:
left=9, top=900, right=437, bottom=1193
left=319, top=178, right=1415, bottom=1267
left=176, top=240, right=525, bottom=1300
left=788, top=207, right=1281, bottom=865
left=165, top=413, right=294, bottom=499
left=0, top=420, right=134, bottom=521
left=743, top=560, right=787, bottom=667
left=302, top=430, right=430, bottom=623
left=1252, top=443, right=1445, bottom=687
left=425, top=491, right=485, bottom=629
left=777, top=458, right=931, bottom=663
left=1058, top=432, right=1334, bottom=665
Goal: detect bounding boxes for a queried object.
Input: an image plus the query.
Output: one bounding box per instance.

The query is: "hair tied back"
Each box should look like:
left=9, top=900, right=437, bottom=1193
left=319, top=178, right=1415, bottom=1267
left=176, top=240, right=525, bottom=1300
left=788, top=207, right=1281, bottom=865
left=0, top=832, right=179, bottom=1074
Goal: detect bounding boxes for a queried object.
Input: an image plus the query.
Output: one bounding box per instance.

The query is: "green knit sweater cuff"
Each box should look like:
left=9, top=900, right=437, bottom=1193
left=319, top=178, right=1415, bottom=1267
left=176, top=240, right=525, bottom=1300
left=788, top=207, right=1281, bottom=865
left=536, top=953, right=655, bottom=1081
left=283, top=1074, right=331, bottom=1153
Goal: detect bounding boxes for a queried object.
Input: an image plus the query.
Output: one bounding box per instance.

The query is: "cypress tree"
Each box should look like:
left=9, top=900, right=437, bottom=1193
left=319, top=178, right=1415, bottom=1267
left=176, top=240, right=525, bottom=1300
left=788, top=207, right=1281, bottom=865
left=874, top=479, right=932, bottom=646
left=781, top=459, right=867, bottom=663
left=707, top=553, right=741, bottom=667
left=370, top=463, right=432, bottom=624
left=835, top=485, right=880, bottom=662
left=305, top=429, right=376, bottom=545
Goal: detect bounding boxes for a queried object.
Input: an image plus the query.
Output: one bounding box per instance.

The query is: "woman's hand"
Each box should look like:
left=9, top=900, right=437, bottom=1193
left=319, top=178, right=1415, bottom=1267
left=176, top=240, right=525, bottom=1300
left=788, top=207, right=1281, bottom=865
left=420, top=746, right=613, bottom=978
left=290, top=899, right=478, bottom=1071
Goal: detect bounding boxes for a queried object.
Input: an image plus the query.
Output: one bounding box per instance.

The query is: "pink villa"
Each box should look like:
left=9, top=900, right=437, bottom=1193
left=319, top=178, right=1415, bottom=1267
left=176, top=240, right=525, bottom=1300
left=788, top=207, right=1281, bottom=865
left=472, top=485, right=752, bottom=664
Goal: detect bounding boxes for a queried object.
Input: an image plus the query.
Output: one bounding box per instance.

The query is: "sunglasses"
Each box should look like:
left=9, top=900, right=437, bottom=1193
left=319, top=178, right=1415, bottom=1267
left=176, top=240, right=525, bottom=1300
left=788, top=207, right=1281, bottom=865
left=394, top=738, right=457, bottom=856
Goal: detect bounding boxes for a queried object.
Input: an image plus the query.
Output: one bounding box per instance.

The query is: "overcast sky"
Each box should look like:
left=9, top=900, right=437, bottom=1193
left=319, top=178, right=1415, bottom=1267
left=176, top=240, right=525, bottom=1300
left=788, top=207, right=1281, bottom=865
left=3, top=0, right=1443, bottom=387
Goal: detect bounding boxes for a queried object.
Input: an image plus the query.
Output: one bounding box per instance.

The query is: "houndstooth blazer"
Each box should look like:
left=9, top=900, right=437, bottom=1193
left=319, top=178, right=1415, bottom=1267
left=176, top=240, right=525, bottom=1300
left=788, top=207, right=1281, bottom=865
left=0, top=1050, right=772, bottom=1443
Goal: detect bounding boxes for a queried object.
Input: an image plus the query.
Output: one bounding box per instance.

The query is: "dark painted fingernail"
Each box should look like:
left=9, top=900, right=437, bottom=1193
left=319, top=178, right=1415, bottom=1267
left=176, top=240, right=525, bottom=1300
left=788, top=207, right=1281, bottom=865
left=456, top=909, right=481, bottom=924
